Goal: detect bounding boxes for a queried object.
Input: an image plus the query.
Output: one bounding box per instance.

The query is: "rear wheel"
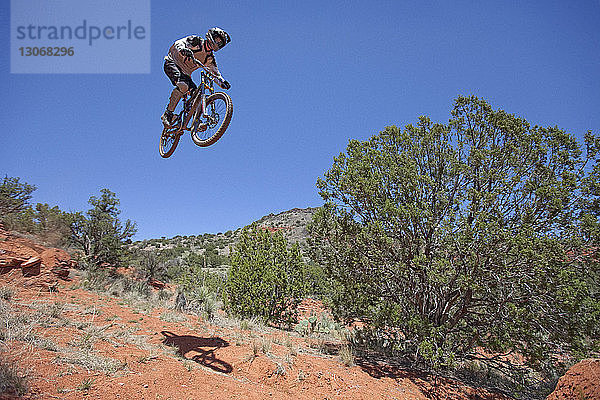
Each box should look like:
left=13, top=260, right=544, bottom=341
left=190, top=92, right=233, bottom=147
left=159, top=125, right=181, bottom=158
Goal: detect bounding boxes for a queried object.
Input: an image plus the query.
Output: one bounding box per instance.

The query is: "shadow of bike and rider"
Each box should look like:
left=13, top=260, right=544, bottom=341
left=161, top=331, right=233, bottom=374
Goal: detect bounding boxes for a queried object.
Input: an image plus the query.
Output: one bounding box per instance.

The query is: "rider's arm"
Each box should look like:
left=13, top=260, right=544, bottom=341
left=204, top=53, right=230, bottom=88
left=204, top=53, right=223, bottom=79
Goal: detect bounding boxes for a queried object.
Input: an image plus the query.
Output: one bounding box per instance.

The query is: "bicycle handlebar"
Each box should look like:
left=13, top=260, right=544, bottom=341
left=190, top=57, right=225, bottom=87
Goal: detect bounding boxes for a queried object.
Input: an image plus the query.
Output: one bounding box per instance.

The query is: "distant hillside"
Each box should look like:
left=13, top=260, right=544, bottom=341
left=253, top=207, right=318, bottom=245
left=131, top=207, right=319, bottom=266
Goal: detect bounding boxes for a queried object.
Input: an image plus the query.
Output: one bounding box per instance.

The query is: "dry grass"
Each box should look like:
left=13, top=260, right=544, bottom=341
left=0, top=354, right=29, bottom=396
left=233, top=330, right=245, bottom=346
left=0, top=286, right=16, bottom=301
left=159, top=311, right=187, bottom=323
left=273, top=361, right=286, bottom=376
left=338, top=344, right=355, bottom=367
left=261, top=337, right=272, bottom=355
left=284, top=334, right=298, bottom=356
left=0, top=299, right=62, bottom=351
left=76, top=377, right=96, bottom=392
left=246, top=339, right=261, bottom=362
left=54, top=349, right=125, bottom=374
left=109, top=327, right=153, bottom=351
left=0, top=293, right=127, bottom=378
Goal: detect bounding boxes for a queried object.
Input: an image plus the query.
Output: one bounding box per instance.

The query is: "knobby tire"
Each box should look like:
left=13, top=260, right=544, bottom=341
left=190, top=92, right=233, bottom=147
left=159, top=127, right=181, bottom=158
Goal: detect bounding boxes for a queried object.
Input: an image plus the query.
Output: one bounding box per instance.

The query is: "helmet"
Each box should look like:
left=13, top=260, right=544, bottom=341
left=205, top=27, right=230, bottom=52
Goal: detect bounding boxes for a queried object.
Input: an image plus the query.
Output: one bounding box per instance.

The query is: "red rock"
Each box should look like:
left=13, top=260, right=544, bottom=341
left=148, top=279, right=166, bottom=289
left=547, top=359, right=600, bottom=400
left=0, top=228, right=73, bottom=291
left=21, top=256, right=42, bottom=276
left=21, top=256, right=41, bottom=267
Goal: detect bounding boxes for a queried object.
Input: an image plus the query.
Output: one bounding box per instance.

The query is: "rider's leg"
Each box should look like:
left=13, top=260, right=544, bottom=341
left=166, top=82, right=189, bottom=112
left=162, top=60, right=198, bottom=126
left=163, top=60, right=199, bottom=125
left=162, top=81, right=192, bottom=126
left=162, top=60, right=184, bottom=125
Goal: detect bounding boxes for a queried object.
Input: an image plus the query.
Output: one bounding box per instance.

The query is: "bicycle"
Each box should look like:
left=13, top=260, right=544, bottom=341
left=159, top=57, right=233, bottom=158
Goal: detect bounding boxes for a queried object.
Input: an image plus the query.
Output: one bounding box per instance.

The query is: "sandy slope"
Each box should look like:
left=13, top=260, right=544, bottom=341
left=3, top=228, right=592, bottom=400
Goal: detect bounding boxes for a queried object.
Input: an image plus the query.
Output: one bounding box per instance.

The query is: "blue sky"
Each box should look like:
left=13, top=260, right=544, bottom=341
left=2, top=0, right=600, bottom=240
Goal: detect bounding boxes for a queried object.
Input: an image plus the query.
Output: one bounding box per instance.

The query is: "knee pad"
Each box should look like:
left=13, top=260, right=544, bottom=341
left=176, top=81, right=189, bottom=94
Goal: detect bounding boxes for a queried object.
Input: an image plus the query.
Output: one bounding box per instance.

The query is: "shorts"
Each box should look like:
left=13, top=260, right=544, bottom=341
left=164, top=58, right=197, bottom=92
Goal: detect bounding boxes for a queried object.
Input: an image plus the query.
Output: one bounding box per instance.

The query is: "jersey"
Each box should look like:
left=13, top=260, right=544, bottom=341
left=164, top=35, right=223, bottom=79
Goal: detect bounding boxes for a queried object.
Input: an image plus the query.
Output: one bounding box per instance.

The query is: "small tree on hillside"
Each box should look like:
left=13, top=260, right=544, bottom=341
left=0, top=176, right=73, bottom=245
left=33, top=203, right=71, bottom=246
left=309, top=95, right=600, bottom=395
left=227, top=224, right=307, bottom=324
left=68, top=189, right=137, bottom=266
left=130, top=249, right=167, bottom=282
left=0, top=176, right=36, bottom=221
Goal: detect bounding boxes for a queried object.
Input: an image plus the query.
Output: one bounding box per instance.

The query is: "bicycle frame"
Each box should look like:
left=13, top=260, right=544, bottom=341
left=173, top=58, right=221, bottom=133
left=159, top=57, right=232, bottom=157
left=190, top=71, right=216, bottom=128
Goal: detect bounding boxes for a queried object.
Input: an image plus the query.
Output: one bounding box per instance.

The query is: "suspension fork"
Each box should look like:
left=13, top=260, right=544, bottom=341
left=199, top=93, right=207, bottom=116
left=187, top=92, right=206, bottom=131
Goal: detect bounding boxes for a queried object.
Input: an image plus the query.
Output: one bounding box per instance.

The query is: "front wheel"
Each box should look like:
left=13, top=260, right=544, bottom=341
left=190, top=92, right=233, bottom=147
left=159, top=126, right=181, bottom=158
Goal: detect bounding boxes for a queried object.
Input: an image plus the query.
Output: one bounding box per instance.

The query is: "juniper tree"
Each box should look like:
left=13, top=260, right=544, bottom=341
left=227, top=224, right=307, bottom=324
left=68, top=189, right=137, bottom=266
left=310, top=95, right=600, bottom=393
left=0, top=176, right=36, bottom=220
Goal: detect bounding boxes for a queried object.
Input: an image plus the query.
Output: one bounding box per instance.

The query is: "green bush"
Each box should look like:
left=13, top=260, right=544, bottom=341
left=0, top=177, right=71, bottom=246
left=66, top=189, right=137, bottom=266
left=0, top=176, right=35, bottom=220
left=310, top=95, right=600, bottom=396
left=128, top=249, right=167, bottom=282
left=226, top=224, right=308, bottom=324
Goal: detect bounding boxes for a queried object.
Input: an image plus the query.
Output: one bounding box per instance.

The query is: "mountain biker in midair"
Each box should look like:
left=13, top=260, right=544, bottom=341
left=161, top=27, right=231, bottom=127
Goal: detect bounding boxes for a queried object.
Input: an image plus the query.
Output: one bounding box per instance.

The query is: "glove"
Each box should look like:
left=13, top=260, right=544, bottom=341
left=221, top=80, right=231, bottom=90
left=180, top=48, right=193, bottom=59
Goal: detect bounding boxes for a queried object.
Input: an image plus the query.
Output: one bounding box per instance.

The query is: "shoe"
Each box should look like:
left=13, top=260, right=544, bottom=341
left=161, top=110, right=176, bottom=126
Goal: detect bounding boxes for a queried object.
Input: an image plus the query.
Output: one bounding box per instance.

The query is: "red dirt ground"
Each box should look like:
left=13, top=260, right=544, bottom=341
left=0, top=228, right=595, bottom=400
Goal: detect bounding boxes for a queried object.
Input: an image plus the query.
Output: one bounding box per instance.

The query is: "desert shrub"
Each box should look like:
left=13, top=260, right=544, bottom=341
left=310, top=95, right=600, bottom=397
left=0, top=286, right=16, bottom=301
left=0, top=355, right=28, bottom=396
left=0, top=176, right=35, bottom=221
left=226, top=224, right=308, bottom=324
left=172, top=252, right=227, bottom=317
left=302, top=262, right=330, bottom=298
left=130, top=249, right=167, bottom=282
left=66, top=188, right=136, bottom=266
left=80, top=264, right=113, bottom=291
left=0, top=177, right=71, bottom=246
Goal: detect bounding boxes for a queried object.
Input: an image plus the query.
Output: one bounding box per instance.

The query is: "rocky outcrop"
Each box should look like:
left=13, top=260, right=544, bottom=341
left=547, top=359, right=600, bottom=400
left=255, top=207, right=318, bottom=245
left=0, top=227, right=74, bottom=291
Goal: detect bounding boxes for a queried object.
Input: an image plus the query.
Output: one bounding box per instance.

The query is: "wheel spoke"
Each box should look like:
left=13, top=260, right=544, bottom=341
left=159, top=127, right=181, bottom=158
left=190, top=92, right=232, bottom=147
left=195, top=99, right=226, bottom=140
